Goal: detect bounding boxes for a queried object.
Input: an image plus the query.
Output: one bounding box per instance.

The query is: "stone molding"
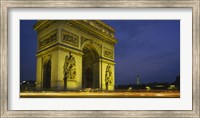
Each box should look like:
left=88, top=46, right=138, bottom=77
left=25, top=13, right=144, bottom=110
left=33, top=20, right=57, bottom=33
left=81, top=36, right=102, bottom=49
left=65, top=21, right=117, bottom=45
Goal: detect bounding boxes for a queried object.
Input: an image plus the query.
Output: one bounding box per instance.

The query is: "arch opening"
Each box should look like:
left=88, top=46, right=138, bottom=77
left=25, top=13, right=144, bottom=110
left=43, top=60, right=51, bottom=89
left=82, top=45, right=99, bottom=89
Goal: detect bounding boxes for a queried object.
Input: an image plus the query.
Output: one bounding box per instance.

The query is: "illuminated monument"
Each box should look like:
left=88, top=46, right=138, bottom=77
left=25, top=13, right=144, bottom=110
left=33, top=20, right=117, bottom=91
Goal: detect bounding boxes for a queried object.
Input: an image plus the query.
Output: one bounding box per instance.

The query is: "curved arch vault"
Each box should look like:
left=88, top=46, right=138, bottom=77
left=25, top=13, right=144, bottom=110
left=34, top=20, right=117, bottom=91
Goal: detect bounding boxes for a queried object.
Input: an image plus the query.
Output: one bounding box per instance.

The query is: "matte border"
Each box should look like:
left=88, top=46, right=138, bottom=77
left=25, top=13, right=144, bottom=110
left=0, top=0, right=199, bottom=117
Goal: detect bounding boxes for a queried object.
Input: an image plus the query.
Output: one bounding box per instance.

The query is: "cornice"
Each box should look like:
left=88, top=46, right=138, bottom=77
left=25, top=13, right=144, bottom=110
left=66, top=20, right=117, bottom=45
left=33, top=20, right=57, bottom=32
left=33, top=20, right=118, bottom=45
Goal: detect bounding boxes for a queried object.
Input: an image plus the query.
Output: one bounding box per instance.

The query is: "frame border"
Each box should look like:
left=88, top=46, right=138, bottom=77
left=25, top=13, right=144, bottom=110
left=1, top=0, right=199, bottom=117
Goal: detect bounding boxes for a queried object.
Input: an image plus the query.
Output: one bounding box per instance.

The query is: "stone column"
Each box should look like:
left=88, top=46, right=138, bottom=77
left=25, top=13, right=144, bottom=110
left=101, top=59, right=115, bottom=91
left=99, top=58, right=102, bottom=90
left=36, top=57, right=42, bottom=90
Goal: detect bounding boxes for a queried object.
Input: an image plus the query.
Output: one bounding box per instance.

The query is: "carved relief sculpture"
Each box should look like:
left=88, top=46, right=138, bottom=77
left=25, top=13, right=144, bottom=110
left=62, top=30, right=79, bottom=47
left=63, top=52, right=76, bottom=82
left=39, top=32, right=57, bottom=48
left=104, top=47, right=113, bottom=59
left=105, top=64, right=112, bottom=90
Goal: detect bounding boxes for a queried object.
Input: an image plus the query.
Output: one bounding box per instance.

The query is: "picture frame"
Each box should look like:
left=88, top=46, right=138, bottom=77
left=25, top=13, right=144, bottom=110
left=0, top=0, right=199, bottom=117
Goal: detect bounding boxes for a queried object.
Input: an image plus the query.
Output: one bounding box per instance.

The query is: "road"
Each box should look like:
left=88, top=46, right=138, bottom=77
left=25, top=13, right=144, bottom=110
left=20, top=91, right=180, bottom=98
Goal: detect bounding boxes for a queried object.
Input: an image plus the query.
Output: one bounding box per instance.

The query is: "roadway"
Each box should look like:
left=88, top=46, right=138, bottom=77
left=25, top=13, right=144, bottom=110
left=20, top=91, right=180, bottom=98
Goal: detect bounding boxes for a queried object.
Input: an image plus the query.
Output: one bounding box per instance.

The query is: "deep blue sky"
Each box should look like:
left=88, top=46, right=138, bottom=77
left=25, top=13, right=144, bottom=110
left=20, top=20, right=180, bottom=85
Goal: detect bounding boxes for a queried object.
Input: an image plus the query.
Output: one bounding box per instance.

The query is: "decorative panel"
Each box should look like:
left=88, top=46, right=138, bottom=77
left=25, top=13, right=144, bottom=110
left=61, top=29, right=79, bottom=47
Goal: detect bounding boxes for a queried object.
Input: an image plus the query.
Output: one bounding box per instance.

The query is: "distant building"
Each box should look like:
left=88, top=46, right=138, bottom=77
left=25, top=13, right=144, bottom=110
left=20, top=80, right=36, bottom=91
left=168, top=85, right=176, bottom=90
left=174, top=76, right=180, bottom=90
left=147, top=82, right=170, bottom=90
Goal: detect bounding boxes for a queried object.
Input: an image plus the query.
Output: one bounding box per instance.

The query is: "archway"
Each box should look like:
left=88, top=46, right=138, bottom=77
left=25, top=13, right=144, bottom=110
left=35, top=20, right=116, bottom=91
left=82, top=45, right=99, bottom=89
left=43, top=60, right=51, bottom=89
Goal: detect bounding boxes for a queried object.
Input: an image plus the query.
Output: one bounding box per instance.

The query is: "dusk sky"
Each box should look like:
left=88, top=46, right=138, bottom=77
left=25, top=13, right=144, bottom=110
left=20, top=20, right=180, bottom=85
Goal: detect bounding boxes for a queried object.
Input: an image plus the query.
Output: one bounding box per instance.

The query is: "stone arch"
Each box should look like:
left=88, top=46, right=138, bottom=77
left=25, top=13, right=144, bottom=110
left=35, top=20, right=117, bottom=91
left=42, top=58, right=51, bottom=89
left=82, top=44, right=100, bottom=89
left=81, top=39, right=101, bottom=57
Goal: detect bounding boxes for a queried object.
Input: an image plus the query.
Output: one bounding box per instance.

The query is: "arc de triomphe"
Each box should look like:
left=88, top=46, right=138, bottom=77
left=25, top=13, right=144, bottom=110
left=34, top=20, right=117, bottom=91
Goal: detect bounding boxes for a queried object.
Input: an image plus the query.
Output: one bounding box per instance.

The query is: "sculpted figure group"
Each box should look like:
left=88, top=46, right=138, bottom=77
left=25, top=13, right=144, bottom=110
left=63, top=52, right=76, bottom=81
left=105, top=64, right=113, bottom=89
left=63, top=52, right=113, bottom=91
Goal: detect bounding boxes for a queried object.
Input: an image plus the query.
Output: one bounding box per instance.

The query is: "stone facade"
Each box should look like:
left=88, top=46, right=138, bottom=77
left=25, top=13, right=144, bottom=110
left=34, top=20, right=117, bottom=91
